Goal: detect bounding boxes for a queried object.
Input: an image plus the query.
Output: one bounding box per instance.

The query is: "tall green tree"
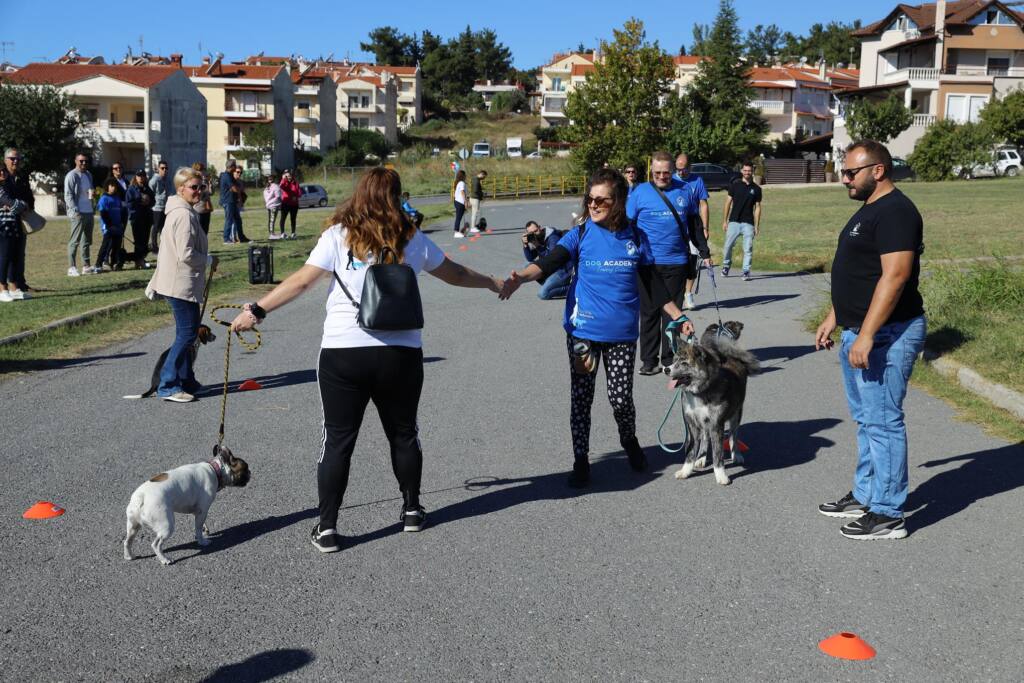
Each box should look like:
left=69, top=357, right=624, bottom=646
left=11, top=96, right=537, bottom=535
left=782, top=21, right=862, bottom=65
left=564, top=19, right=674, bottom=173
left=690, top=24, right=710, bottom=56
left=360, top=27, right=418, bottom=66
left=666, top=0, right=768, bottom=163
left=473, top=28, right=514, bottom=82
left=237, top=123, right=275, bottom=165
left=844, top=94, right=913, bottom=143
left=0, top=83, right=82, bottom=177
left=980, top=90, right=1024, bottom=149
left=745, top=24, right=782, bottom=66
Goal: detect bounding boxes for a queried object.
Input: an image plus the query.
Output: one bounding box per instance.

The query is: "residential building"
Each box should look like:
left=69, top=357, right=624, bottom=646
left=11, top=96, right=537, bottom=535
left=835, top=0, right=1024, bottom=156
left=672, top=55, right=704, bottom=93
left=291, top=65, right=338, bottom=152
left=539, top=51, right=595, bottom=127
left=472, top=80, right=526, bottom=111
left=1, top=62, right=206, bottom=174
left=333, top=70, right=399, bottom=144
left=748, top=66, right=838, bottom=140
left=182, top=58, right=294, bottom=173
left=316, top=60, right=421, bottom=131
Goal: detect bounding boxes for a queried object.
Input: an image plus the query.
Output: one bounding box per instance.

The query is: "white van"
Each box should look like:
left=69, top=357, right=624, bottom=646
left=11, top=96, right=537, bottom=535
left=506, top=137, right=523, bottom=158
left=471, top=141, right=491, bottom=158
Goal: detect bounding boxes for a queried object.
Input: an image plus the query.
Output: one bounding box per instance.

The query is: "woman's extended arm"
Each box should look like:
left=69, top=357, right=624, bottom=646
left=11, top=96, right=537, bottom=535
left=500, top=245, right=571, bottom=299
left=231, top=264, right=329, bottom=331
left=427, top=258, right=502, bottom=292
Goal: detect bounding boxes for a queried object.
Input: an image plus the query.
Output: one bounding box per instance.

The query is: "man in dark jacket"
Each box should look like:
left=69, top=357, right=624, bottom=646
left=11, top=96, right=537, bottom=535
left=521, top=220, right=570, bottom=299
left=469, top=170, right=487, bottom=234
left=4, top=148, right=33, bottom=294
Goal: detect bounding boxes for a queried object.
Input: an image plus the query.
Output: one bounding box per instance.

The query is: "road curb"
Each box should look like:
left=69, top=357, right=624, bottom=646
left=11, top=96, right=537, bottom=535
left=926, top=353, right=1024, bottom=420
left=0, top=297, right=148, bottom=347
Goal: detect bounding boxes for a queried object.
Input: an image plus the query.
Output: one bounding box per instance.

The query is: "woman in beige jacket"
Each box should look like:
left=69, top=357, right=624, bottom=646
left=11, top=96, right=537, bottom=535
left=145, top=167, right=217, bottom=403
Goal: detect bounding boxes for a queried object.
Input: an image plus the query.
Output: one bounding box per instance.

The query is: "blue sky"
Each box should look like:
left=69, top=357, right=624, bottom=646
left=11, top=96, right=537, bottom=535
left=6, top=0, right=897, bottom=69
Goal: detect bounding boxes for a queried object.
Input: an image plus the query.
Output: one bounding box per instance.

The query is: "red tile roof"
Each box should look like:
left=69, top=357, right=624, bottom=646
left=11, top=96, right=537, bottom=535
left=571, top=63, right=595, bottom=76
left=673, top=55, right=705, bottom=66
left=1, top=62, right=180, bottom=88
left=852, top=1, right=1019, bottom=36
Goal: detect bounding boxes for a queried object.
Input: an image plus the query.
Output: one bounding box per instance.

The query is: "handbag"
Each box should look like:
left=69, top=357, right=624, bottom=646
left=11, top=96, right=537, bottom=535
left=21, top=208, right=46, bottom=235
left=332, top=246, right=424, bottom=331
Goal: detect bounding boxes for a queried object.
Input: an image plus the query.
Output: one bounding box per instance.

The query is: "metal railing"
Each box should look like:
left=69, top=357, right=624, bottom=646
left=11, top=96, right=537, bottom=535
left=751, top=100, right=791, bottom=115
left=882, top=67, right=939, bottom=84
left=450, top=175, right=588, bottom=200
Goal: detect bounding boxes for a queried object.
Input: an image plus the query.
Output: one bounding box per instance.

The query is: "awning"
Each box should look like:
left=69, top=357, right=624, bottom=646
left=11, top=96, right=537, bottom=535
left=224, top=84, right=272, bottom=91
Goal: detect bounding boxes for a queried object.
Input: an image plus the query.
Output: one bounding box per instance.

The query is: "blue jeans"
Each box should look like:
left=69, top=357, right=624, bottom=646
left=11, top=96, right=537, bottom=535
left=722, top=221, right=754, bottom=272
left=222, top=204, right=241, bottom=242
left=158, top=297, right=200, bottom=397
left=538, top=268, right=571, bottom=300
left=839, top=315, right=927, bottom=517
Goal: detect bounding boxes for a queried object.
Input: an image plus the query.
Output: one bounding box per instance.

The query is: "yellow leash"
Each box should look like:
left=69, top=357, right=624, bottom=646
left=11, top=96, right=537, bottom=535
left=209, top=305, right=263, bottom=447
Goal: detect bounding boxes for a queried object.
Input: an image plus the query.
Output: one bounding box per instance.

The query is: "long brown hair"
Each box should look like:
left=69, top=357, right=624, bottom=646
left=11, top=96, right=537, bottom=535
left=578, top=168, right=629, bottom=232
left=328, top=167, right=416, bottom=262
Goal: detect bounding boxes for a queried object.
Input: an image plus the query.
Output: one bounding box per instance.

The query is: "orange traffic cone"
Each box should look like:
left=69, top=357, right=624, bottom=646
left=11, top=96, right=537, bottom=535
left=23, top=501, right=65, bottom=519
left=238, top=379, right=262, bottom=391
left=818, top=632, right=876, bottom=660
left=458, top=245, right=469, bottom=251
left=469, top=236, right=479, bottom=242
left=724, top=437, right=751, bottom=453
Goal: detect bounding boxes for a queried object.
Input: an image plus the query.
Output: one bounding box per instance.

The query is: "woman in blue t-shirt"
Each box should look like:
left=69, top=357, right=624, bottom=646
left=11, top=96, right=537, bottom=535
left=500, top=169, right=694, bottom=488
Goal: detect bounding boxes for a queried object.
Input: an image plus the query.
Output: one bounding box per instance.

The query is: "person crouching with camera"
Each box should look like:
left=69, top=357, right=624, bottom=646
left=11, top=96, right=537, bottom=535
left=522, top=220, right=571, bottom=300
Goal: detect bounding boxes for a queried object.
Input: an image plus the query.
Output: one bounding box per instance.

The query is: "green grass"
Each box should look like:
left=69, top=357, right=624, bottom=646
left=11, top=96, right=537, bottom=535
left=405, top=112, right=544, bottom=153
left=705, top=177, right=1024, bottom=272
left=0, top=203, right=453, bottom=370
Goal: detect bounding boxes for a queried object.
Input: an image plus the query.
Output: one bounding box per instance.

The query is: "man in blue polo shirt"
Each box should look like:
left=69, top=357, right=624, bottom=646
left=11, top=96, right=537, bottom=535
left=675, top=152, right=710, bottom=310
left=627, top=151, right=712, bottom=375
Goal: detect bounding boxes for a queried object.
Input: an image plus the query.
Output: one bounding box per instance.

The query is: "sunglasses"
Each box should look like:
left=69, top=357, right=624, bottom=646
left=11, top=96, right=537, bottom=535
left=6, top=156, right=22, bottom=161
left=841, top=163, right=880, bottom=181
left=183, top=183, right=207, bottom=191
left=585, top=195, right=614, bottom=208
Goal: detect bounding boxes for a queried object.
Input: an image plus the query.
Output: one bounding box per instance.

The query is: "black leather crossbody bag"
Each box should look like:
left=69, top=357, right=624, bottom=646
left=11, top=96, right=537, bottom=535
left=332, top=246, right=424, bottom=331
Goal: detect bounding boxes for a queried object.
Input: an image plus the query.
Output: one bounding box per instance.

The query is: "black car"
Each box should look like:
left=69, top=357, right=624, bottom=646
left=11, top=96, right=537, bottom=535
left=687, top=163, right=741, bottom=191
left=891, top=157, right=916, bottom=182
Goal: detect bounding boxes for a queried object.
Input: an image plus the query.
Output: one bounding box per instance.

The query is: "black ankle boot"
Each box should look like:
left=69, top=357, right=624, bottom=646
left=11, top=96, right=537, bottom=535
left=622, top=436, right=647, bottom=472
left=567, top=460, right=591, bottom=488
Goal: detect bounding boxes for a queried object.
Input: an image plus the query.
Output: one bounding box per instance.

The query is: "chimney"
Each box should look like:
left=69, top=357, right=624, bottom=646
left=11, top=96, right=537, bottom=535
left=818, top=58, right=827, bottom=80
left=170, top=53, right=183, bottom=68
left=934, top=0, right=947, bottom=72
left=201, top=56, right=211, bottom=65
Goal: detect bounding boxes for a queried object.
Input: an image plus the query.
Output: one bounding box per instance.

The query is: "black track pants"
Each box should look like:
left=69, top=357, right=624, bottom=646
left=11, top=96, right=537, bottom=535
left=566, top=335, right=638, bottom=463
left=316, top=345, right=424, bottom=530
left=639, top=263, right=687, bottom=367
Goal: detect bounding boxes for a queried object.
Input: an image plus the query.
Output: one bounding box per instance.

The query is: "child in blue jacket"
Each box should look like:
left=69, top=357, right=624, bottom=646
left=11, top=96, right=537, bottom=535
left=97, top=178, right=127, bottom=271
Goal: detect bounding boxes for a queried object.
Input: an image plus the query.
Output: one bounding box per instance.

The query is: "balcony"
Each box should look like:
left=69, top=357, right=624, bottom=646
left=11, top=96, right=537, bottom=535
left=224, top=136, right=245, bottom=151
left=541, top=95, right=567, bottom=118
left=224, top=103, right=268, bottom=118
left=942, top=66, right=1024, bottom=81
left=84, top=121, right=147, bottom=144
left=751, top=100, right=792, bottom=115
left=881, top=67, right=939, bottom=87
left=294, top=115, right=318, bottom=125
left=912, top=113, right=936, bottom=127
left=295, top=86, right=319, bottom=96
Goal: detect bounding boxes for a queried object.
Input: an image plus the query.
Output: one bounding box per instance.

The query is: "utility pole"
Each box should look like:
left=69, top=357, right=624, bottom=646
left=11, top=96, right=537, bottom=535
left=0, top=42, right=14, bottom=63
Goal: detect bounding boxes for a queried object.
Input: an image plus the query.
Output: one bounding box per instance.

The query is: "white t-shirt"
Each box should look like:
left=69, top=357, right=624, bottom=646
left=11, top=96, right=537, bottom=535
left=77, top=173, right=94, bottom=213
left=305, top=225, right=446, bottom=349
left=454, top=181, right=467, bottom=205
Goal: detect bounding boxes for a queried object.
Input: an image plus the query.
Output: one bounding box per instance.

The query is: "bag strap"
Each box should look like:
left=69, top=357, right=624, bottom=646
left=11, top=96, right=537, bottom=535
left=332, top=269, right=360, bottom=310
left=650, top=181, right=688, bottom=236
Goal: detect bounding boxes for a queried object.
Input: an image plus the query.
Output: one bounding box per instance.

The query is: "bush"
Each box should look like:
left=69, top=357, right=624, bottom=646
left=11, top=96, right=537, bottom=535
left=325, top=128, right=391, bottom=166
left=490, top=90, right=528, bottom=114
left=908, top=119, right=994, bottom=181
left=294, top=146, right=323, bottom=168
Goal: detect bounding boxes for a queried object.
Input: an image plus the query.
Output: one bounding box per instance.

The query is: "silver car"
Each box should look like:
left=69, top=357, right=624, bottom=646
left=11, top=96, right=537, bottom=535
left=297, top=184, right=329, bottom=208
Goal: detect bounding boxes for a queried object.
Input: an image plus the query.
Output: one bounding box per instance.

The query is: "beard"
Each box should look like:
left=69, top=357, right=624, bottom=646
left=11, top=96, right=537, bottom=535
left=848, top=176, right=876, bottom=201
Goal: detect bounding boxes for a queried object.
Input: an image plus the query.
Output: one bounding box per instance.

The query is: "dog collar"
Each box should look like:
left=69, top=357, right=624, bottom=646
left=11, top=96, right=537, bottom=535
left=208, top=457, right=229, bottom=491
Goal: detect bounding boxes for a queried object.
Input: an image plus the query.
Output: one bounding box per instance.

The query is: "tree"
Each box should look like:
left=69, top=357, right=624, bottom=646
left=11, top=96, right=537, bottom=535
left=237, top=123, right=275, bottom=166
left=908, top=119, right=995, bottom=181
left=845, top=94, right=913, bottom=143
left=564, top=18, right=674, bottom=173
left=490, top=89, right=528, bottom=114
left=666, top=0, right=768, bottom=163
left=0, top=83, right=82, bottom=177
left=980, top=89, right=1024, bottom=149
left=473, top=29, right=514, bottom=82
left=745, top=24, right=782, bottom=66
left=781, top=21, right=862, bottom=65
left=508, top=68, right=539, bottom=92
left=360, top=27, right=420, bottom=66
left=690, top=24, right=710, bottom=56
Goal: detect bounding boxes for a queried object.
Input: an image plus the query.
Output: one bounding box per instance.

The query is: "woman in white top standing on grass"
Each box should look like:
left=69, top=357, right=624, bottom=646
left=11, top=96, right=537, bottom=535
left=452, top=169, right=468, bottom=239
left=230, top=167, right=503, bottom=554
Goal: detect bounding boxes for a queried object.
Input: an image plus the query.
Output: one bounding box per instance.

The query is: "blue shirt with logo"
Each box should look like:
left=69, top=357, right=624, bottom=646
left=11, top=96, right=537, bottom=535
left=558, top=219, right=654, bottom=343
left=674, top=173, right=709, bottom=217
left=625, top=180, right=693, bottom=266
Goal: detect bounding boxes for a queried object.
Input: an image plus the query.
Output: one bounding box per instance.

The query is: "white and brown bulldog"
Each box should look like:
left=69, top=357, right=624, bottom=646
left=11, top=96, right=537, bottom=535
left=124, top=445, right=251, bottom=565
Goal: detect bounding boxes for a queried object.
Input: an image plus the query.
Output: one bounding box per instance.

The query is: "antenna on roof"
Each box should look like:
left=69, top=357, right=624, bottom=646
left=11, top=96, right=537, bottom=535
left=138, top=35, right=144, bottom=55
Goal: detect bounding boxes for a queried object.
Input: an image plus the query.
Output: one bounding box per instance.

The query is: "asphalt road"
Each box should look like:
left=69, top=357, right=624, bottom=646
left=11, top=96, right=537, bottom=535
left=1, top=198, right=1021, bottom=682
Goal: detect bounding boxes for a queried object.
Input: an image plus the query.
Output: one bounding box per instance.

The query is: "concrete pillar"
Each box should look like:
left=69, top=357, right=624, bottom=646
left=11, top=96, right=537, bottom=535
left=143, top=93, right=151, bottom=172
left=905, top=87, right=913, bottom=109
left=934, top=0, right=947, bottom=71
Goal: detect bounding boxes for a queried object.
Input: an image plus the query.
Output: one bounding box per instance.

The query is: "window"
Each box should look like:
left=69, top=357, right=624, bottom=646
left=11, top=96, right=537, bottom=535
left=351, top=117, right=370, bottom=129
left=946, top=94, right=989, bottom=123
left=134, top=110, right=145, bottom=125
left=886, top=13, right=917, bottom=31
left=987, top=57, right=1010, bottom=77
left=297, top=101, right=311, bottom=112
left=78, top=104, right=99, bottom=123
left=228, top=91, right=257, bottom=112
left=551, top=77, right=563, bottom=92
left=970, top=9, right=1015, bottom=25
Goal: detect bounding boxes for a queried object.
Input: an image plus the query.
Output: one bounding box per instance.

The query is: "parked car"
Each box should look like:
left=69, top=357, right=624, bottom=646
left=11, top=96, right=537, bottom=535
left=525, top=150, right=542, bottom=160
left=891, top=157, right=916, bottom=181
left=954, top=148, right=1022, bottom=179
left=688, top=163, right=741, bottom=191
left=471, top=141, right=491, bottom=158
left=297, top=184, right=329, bottom=208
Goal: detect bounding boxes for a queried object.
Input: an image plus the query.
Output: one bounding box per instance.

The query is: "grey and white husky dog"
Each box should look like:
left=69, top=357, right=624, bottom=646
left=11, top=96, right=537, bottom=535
left=666, top=324, right=760, bottom=486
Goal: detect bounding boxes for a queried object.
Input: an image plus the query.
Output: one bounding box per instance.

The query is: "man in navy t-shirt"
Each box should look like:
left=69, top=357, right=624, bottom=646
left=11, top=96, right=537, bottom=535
left=627, top=151, right=711, bottom=375
left=675, top=152, right=710, bottom=310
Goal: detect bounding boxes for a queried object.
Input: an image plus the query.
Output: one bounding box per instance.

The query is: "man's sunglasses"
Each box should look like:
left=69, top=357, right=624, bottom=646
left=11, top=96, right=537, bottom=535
left=585, top=195, right=614, bottom=208
left=841, top=163, right=880, bottom=181
left=6, top=156, right=22, bottom=162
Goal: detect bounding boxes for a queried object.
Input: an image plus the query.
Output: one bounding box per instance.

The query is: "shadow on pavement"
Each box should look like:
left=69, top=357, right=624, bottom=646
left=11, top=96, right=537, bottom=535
left=200, top=648, right=315, bottom=682
left=194, top=369, right=317, bottom=397
left=0, top=350, right=145, bottom=375
left=726, top=418, right=840, bottom=480
left=750, top=269, right=824, bottom=279
left=907, top=441, right=1024, bottom=532
left=750, top=345, right=817, bottom=363
left=166, top=508, right=318, bottom=559
left=712, top=293, right=800, bottom=309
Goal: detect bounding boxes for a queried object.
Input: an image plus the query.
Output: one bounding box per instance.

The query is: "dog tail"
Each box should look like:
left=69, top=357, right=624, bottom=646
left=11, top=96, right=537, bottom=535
left=711, top=342, right=762, bottom=376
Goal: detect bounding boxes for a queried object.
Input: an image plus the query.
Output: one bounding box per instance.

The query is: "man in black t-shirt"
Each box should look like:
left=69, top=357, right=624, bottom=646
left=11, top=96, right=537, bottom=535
left=721, top=161, right=762, bottom=280
left=814, top=140, right=927, bottom=541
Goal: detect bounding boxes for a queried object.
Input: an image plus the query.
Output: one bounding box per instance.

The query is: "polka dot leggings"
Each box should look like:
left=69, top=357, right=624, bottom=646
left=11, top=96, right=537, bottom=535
left=566, top=335, right=637, bottom=463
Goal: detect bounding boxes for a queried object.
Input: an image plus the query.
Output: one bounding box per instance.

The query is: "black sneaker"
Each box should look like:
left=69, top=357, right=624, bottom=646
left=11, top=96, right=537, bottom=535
left=638, top=364, right=661, bottom=376
left=567, top=460, right=591, bottom=488
left=310, top=523, right=342, bottom=553
left=401, top=505, right=427, bottom=532
left=622, top=437, right=647, bottom=472
left=840, top=512, right=907, bottom=540
left=818, top=492, right=868, bottom=518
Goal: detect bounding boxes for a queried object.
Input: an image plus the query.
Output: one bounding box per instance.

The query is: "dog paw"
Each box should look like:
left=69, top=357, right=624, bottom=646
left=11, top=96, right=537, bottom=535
left=158, top=557, right=173, bottom=566
left=123, top=552, right=134, bottom=561
left=674, top=465, right=692, bottom=480
left=715, top=471, right=732, bottom=486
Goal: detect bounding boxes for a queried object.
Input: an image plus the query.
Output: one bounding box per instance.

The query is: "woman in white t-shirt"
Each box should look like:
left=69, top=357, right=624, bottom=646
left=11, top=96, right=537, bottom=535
left=230, top=167, right=502, bottom=554
left=452, top=169, right=468, bottom=239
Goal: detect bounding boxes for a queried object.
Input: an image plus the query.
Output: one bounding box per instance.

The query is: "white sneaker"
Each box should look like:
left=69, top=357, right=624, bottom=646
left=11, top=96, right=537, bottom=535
left=469, top=227, right=481, bottom=234
left=0, top=291, right=13, bottom=303
left=82, top=265, right=96, bottom=274
left=161, top=391, right=196, bottom=403
left=9, top=289, right=27, bottom=300
left=453, top=231, right=465, bottom=239
left=67, top=266, right=81, bottom=277
left=683, top=293, right=695, bottom=309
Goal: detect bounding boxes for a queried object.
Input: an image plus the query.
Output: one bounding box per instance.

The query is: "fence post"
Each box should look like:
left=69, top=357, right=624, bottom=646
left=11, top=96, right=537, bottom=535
left=515, top=176, right=520, bottom=199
